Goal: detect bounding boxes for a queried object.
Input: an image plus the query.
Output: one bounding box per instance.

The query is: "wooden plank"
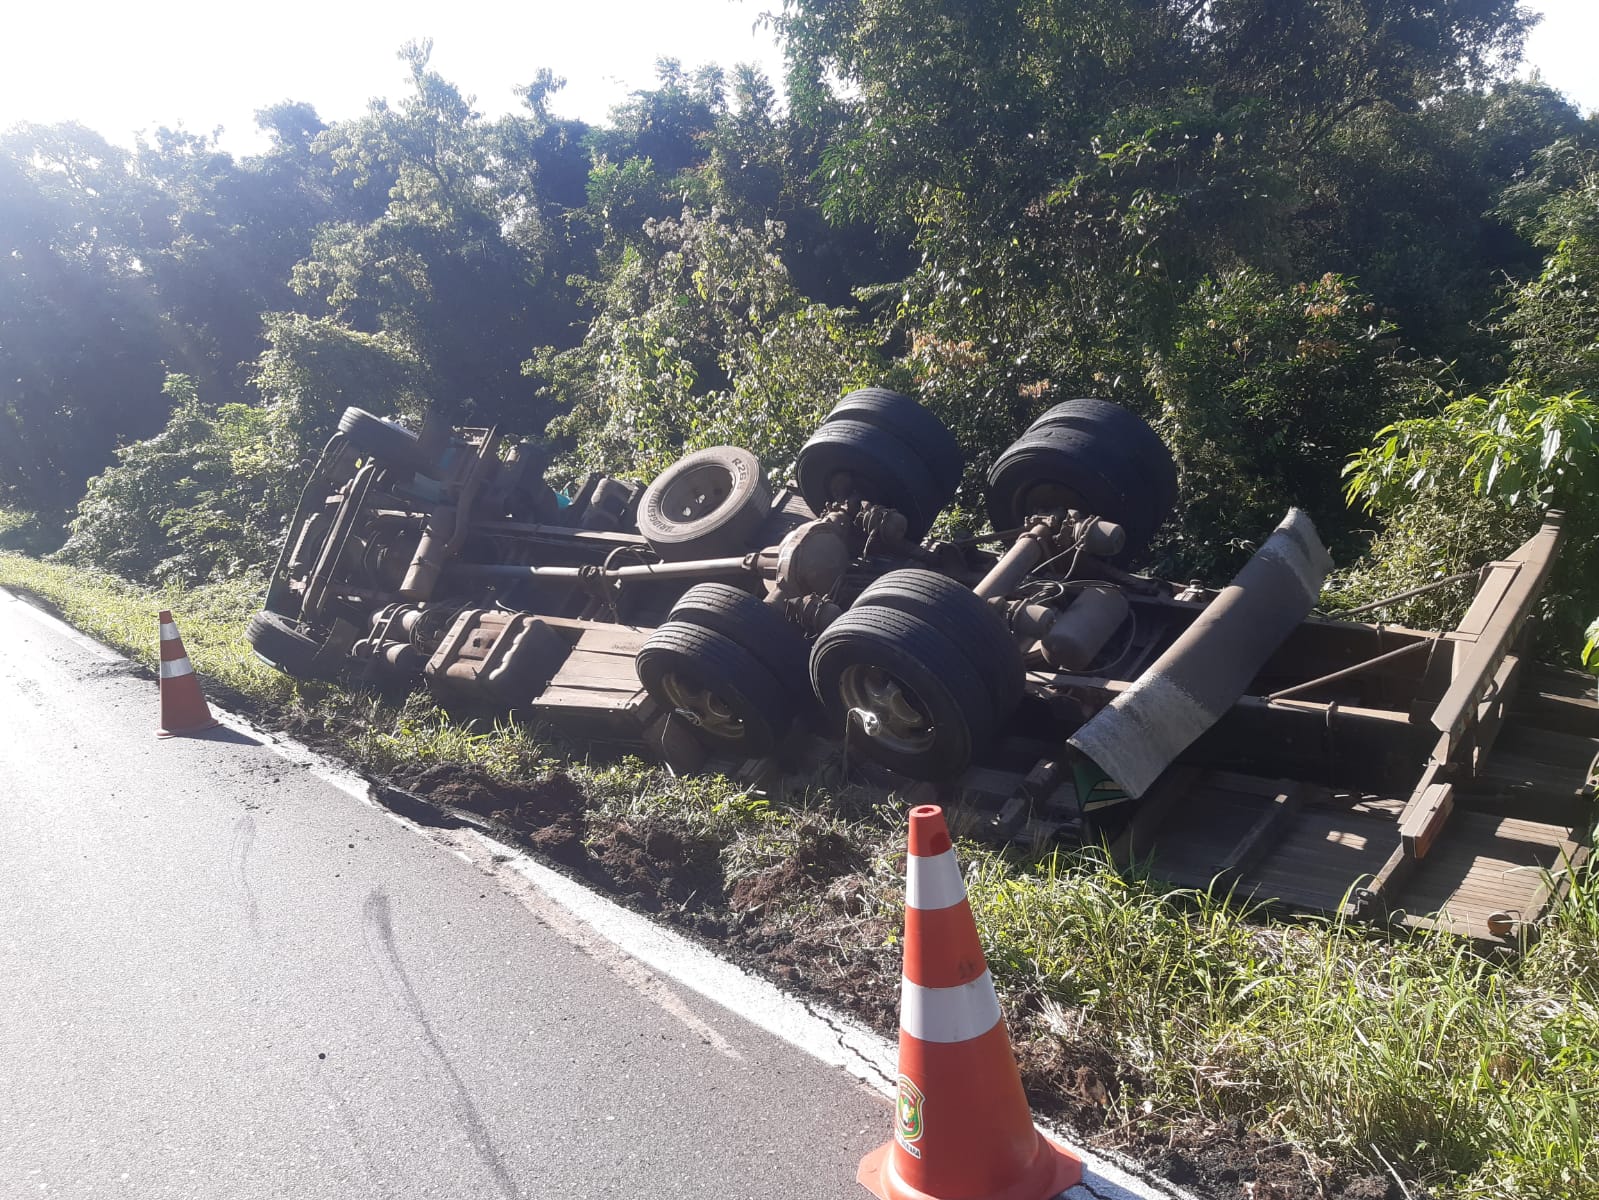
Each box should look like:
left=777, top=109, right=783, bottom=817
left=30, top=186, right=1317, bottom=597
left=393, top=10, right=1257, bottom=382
left=532, top=614, right=653, bottom=642
left=533, top=685, right=647, bottom=711
left=553, top=651, right=643, bottom=687
left=1214, top=784, right=1305, bottom=887
left=1431, top=516, right=1563, bottom=751
left=1399, top=782, right=1454, bottom=858
left=1496, top=724, right=1599, bottom=772
left=1403, top=912, right=1493, bottom=941
left=1510, top=664, right=1599, bottom=736
left=1394, top=810, right=1576, bottom=926
left=1453, top=561, right=1520, bottom=643
left=1471, top=654, right=1522, bottom=769
left=1526, top=838, right=1591, bottom=923
left=1351, top=759, right=1448, bottom=913
left=1201, top=769, right=1310, bottom=797
left=1244, top=808, right=1400, bottom=910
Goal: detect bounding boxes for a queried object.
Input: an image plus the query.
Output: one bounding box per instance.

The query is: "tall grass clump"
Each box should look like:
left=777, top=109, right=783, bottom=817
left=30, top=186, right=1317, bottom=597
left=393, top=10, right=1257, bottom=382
left=965, top=845, right=1599, bottom=1197
left=0, top=554, right=298, bottom=701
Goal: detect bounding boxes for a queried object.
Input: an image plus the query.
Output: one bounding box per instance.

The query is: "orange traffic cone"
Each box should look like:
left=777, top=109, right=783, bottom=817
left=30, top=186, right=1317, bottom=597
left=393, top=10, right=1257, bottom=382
left=858, top=804, right=1083, bottom=1200
left=157, top=610, right=220, bottom=738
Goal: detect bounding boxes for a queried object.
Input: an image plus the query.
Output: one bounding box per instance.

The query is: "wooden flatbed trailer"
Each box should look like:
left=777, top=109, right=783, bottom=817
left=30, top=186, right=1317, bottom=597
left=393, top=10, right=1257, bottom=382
left=875, top=516, right=1595, bottom=944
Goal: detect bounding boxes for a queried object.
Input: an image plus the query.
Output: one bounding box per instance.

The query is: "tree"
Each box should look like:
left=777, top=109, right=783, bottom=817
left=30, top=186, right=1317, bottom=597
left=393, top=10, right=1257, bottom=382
left=289, top=40, right=584, bottom=434
left=537, top=209, right=884, bottom=481
left=0, top=126, right=170, bottom=510
left=1342, top=157, right=1599, bottom=654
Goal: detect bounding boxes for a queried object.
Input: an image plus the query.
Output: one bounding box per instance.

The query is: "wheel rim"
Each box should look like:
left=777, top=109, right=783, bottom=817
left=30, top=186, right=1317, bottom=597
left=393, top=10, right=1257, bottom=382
left=660, top=670, right=746, bottom=739
left=657, top=462, right=733, bottom=521
left=837, top=664, right=936, bottom=753
left=1017, top=479, right=1086, bottom=519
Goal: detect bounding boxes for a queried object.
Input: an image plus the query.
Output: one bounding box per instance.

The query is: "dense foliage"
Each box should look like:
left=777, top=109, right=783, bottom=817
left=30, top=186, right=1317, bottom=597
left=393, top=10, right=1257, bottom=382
left=2, top=13, right=1596, bottom=654
left=1342, top=148, right=1599, bottom=650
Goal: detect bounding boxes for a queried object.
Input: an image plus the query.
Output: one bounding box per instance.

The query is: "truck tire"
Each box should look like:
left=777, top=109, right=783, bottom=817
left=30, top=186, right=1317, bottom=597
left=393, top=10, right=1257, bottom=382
left=855, top=569, right=1024, bottom=713
left=795, top=419, right=945, bottom=540
left=667, top=584, right=809, bottom=690
left=810, top=605, right=994, bottom=780
left=985, top=425, right=1158, bottom=560
left=337, top=408, right=435, bottom=474
left=638, top=447, right=771, bottom=560
left=636, top=622, right=792, bottom=755
left=247, top=611, right=327, bottom=680
left=1024, top=399, right=1177, bottom=534
left=823, top=388, right=964, bottom=497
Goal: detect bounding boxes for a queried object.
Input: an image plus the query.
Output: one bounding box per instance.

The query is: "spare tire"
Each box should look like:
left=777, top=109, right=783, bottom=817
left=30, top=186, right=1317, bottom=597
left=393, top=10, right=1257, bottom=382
left=823, top=388, right=964, bottom=498
left=795, top=419, right=945, bottom=540
left=247, top=611, right=327, bottom=680
left=337, top=407, right=435, bottom=474
left=638, top=446, right=771, bottom=560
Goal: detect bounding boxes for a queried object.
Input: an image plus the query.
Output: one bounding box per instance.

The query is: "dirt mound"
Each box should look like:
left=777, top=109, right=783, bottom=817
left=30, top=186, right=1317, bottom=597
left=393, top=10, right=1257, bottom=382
left=405, top=763, right=588, bottom=868
left=587, top=823, right=727, bottom=913
left=729, top=826, right=859, bottom=913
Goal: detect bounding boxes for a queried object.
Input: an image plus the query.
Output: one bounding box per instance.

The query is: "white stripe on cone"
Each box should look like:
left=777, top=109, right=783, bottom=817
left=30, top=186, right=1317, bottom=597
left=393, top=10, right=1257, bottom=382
left=905, top=848, right=967, bottom=911
left=159, top=622, right=180, bottom=641
left=160, top=656, right=195, bottom=679
left=899, top=970, right=1004, bottom=1043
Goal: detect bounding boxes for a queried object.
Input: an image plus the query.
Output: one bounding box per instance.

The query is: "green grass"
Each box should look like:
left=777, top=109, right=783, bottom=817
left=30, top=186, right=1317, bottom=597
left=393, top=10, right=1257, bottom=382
left=964, top=848, right=1599, bottom=1197
left=3, top=549, right=1595, bottom=1198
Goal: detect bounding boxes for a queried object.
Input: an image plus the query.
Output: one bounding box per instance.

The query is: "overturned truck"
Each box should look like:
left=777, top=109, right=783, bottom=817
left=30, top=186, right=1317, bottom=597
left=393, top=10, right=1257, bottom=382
left=251, top=393, right=1596, bottom=943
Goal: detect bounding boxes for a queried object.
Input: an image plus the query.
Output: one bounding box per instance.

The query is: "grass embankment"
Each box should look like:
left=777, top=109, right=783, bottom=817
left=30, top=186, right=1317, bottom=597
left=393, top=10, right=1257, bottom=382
left=2, top=550, right=1595, bottom=1200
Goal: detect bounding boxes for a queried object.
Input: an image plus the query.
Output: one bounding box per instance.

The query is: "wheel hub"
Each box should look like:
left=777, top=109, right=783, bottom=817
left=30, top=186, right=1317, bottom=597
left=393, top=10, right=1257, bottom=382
left=659, top=463, right=733, bottom=521
left=838, top=664, right=936, bottom=753
left=660, top=671, right=745, bottom=739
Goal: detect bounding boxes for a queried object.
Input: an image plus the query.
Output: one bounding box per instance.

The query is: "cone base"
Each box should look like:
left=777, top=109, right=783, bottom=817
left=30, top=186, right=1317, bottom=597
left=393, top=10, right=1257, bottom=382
left=858, top=1131, right=1083, bottom=1200
left=157, top=716, right=221, bottom=739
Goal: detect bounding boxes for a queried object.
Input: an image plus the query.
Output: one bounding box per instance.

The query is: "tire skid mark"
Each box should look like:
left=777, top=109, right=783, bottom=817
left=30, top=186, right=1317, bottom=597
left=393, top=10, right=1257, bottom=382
left=362, top=889, right=524, bottom=1200
left=312, top=1059, right=399, bottom=1200
left=231, top=814, right=262, bottom=938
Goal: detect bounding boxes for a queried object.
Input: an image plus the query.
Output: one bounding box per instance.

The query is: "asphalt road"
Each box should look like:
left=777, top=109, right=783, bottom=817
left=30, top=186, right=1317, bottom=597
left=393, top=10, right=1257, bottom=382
left=0, top=592, right=894, bottom=1200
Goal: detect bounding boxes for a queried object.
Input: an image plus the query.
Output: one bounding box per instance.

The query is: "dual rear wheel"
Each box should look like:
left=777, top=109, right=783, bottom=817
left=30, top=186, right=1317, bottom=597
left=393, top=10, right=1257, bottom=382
left=637, top=570, right=1022, bottom=781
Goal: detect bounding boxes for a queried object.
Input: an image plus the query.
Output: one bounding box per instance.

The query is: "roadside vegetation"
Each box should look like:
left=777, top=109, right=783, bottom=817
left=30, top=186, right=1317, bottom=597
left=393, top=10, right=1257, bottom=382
left=3, top=552, right=1595, bottom=1199
left=6, top=2, right=1599, bottom=1195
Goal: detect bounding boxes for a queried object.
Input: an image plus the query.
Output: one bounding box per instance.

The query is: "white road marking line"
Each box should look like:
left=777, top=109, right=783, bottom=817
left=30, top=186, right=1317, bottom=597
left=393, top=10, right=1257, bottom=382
left=444, top=830, right=745, bottom=1063
left=0, top=588, right=124, bottom=662
left=1, top=582, right=1186, bottom=1200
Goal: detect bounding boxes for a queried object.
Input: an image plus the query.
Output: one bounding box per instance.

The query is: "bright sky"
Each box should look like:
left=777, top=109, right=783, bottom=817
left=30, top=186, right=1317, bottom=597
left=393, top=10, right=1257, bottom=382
left=0, top=0, right=1590, bottom=157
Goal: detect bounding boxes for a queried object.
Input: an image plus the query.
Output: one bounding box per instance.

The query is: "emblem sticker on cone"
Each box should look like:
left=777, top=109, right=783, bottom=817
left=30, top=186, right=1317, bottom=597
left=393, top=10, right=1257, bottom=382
left=894, top=1075, right=925, bottom=1158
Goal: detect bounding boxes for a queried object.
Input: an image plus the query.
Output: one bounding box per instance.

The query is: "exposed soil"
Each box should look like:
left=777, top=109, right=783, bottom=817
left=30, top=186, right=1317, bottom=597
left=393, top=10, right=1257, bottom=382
left=394, top=762, right=728, bottom=915
left=1108, top=1120, right=1413, bottom=1200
